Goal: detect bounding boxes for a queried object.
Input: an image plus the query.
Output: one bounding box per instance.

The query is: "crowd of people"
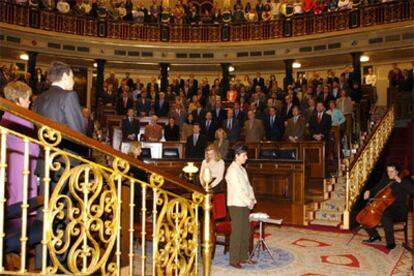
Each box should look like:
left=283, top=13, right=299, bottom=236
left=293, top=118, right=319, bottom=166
left=10, top=0, right=394, bottom=24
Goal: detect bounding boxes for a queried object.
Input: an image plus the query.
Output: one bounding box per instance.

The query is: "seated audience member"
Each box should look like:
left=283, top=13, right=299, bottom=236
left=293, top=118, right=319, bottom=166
left=164, top=117, right=180, bottom=141
left=136, top=91, right=151, bottom=116
left=144, top=115, right=163, bottom=142
left=245, top=7, right=258, bottom=22
left=313, top=0, right=326, bottom=14
left=222, top=109, right=241, bottom=142
left=309, top=101, right=332, bottom=141
left=303, top=97, right=317, bottom=124
left=199, top=144, right=225, bottom=192
left=293, top=0, right=304, bottom=15
left=265, top=106, right=284, bottom=141
left=337, top=0, right=350, bottom=10
left=122, top=108, right=140, bottom=141
left=181, top=113, right=195, bottom=141
left=327, top=100, right=346, bottom=126
left=302, top=0, right=315, bottom=13
left=82, top=107, right=94, bottom=138
left=0, top=81, right=39, bottom=206
left=226, top=84, right=238, bottom=102
left=186, top=124, right=208, bottom=159
left=285, top=106, right=305, bottom=142
left=327, top=0, right=338, bottom=11
left=202, top=111, right=218, bottom=142
left=117, top=90, right=133, bottom=115
left=271, top=0, right=281, bottom=19
left=154, top=92, right=169, bottom=117
left=214, top=128, right=229, bottom=160
left=243, top=110, right=265, bottom=143
left=336, top=89, right=353, bottom=116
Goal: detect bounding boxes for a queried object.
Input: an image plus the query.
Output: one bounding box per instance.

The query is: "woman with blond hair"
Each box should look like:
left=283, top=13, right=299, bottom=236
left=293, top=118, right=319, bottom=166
left=214, top=128, right=229, bottom=159
left=199, top=144, right=225, bottom=192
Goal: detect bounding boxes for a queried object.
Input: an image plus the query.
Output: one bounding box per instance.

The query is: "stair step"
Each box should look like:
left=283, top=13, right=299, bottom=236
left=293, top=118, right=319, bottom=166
left=314, top=210, right=343, bottom=221
left=309, top=219, right=341, bottom=227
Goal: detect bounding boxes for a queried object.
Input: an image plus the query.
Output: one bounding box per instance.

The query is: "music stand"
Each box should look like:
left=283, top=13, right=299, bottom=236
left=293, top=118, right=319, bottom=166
left=248, top=214, right=283, bottom=264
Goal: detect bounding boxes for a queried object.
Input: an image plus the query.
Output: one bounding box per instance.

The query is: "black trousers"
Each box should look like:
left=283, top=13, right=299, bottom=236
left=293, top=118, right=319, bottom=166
left=365, top=205, right=407, bottom=245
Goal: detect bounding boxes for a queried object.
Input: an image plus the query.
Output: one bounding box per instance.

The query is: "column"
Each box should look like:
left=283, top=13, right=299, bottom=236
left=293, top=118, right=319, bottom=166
left=351, top=52, right=362, bottom=87
left=160, top=63, right=169, bottom=92
left=27, top=51, right=37, bottom=92
left=220, top=63, right=230, bottom=100
left=283, top=59, right=294, bottom=90
left=95, top=59, right=106, bottom=112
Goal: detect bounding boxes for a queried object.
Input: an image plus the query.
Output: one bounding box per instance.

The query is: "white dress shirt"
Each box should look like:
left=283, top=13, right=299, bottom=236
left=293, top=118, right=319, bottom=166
left=225, top=161, right=256, bottom=207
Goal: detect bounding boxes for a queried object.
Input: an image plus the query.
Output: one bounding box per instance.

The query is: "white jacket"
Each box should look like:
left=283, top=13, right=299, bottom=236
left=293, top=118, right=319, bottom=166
left=225, top=161, right=256, bottom=207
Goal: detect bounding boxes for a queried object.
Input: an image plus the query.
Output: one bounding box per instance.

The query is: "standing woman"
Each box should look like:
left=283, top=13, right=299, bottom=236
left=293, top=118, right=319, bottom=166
left=214, top=128, right=229, bottom=160
left=199, top=144, right=225, bottom=193
left=0, top=81, right=39, bottom=206
left=225, top=144, right=257, bottom=269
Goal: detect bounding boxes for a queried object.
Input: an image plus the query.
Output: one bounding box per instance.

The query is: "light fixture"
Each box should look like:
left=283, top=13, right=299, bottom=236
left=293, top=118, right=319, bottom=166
left=228, top=65, right=235, bottom=72
left=292, top=62, right=301, bottom=69
left=20, top=54, right=29, bottom=61
left=93, top=62, right=98, bottom=68
left=360, top=55, right=370, bottom=62
left=182, top=162, right=199, bottom=181
left=201, top=167, right=214, bottom=191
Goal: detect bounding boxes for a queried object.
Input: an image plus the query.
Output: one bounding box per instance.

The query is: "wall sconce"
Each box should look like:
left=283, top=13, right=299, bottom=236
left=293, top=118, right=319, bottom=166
left=182, top=162, right=199, bottom=181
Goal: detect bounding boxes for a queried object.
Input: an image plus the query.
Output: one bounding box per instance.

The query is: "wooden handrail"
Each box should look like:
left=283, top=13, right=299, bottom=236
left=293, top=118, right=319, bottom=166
left=0, top=97, right=205, bottom=194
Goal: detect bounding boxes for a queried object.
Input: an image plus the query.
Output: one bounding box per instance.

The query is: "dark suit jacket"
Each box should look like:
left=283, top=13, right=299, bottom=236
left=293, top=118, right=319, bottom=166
left=264, top=115, right=285, bottom=141
left=122, top=118, right=140, bottom=140
left=164, top=124, right=180, bottom=141
left=234, top=109, right=246, bottom=125
left=85, top=118, right=94, bottom=138
left=222, top=118, right=240, bottom=142
left=154, top=100, right=169, bottom=117
left=253, top=77, right=265, bottom=90
left=281, top=104, right=294, bottom=120
left=309, top=112, right=332, bottom=141
left=201, top=120, right=218, bottom=142
left=284, top=116, right=305, bottom=140
left=212, top=108, right=227, bottom=124
left=136, top=98, right=151, bottom=115
left=191, top=108, right=206, bottom=124
left=186, top=134, right=207, bottom=159
left=116, top=96, right=134, bottom=115
left=317, top=93, right=333, bottom=108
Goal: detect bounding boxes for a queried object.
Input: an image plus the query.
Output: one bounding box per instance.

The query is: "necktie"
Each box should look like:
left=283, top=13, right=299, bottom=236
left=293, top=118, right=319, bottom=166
left=193, top=135, right=197, bottom=146
left=271, top=116, right=274, bottom=126
left=124, top=98, right=127, bottom=108
left=228, top=120, right=232, bottom=130
left=317, top=113, right=322, bottom=124
left=207, top=121, right=210, bottom=130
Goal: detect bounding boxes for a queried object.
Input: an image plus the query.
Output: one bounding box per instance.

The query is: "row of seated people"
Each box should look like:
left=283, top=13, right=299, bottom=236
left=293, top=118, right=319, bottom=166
left=10, top=0, right=389, bottom=23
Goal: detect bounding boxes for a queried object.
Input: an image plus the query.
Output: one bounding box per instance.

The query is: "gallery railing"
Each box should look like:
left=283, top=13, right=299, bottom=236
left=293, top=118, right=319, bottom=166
left=0, top=0, right=412, bottom=42
left=342, top=105, right=395, bottom=229
left=0, top=96, right=211, bottom=275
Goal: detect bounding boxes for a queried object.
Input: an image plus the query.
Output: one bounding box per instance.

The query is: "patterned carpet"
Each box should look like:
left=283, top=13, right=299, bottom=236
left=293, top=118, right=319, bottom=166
left=133, top=220, right=413, bottom=275
left=211, top=225, right=413, bottom=276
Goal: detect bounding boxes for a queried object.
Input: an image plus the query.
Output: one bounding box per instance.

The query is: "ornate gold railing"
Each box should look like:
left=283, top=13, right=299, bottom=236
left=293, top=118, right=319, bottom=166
left=0, top=0, right=412, bottom=42
left=0, top=97, right=211, bottom=275
left=342, top=105, right=395, bottom=229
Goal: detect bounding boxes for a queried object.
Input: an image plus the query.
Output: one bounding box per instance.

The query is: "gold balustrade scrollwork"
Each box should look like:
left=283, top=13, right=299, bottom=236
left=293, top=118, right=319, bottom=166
left=0, top=97, right=209, bottom=275
left=343, top=106, right=395, bottom=229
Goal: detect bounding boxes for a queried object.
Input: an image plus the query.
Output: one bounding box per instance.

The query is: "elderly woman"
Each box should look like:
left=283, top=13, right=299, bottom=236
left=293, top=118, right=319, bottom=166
left=214, top=128, right=229, bottom=159
left=225, top=144, right=256, bottom=269
left=199, top=144, right=225, bottom=192
left=0, top=81, right=39, bottom=207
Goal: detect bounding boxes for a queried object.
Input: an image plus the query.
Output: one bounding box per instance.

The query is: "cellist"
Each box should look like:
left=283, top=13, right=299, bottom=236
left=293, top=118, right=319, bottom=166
left=362, top=163, right=414, bottom=250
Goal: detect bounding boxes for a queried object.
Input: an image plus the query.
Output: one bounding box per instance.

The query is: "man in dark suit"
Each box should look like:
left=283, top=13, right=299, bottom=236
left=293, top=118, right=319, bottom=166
left=222, top=109, right=240, bottom=142
left=117, top=90, right=133, bottom=115
left=252, top=72, right=265, bottom=91
left=191, top=102, right=206, bottom=124
left=233, top=101, right=246, bottom=125
left=309, top=102, right=332, bottom=141
left=186, top=124, right=207, bottom=159
left=201, top=111, right=218, bottom=142
left=281, top=95, right=295, bottom=121
left=146, top=76, right=159, bottom=93
left=212, top=99, right=227, bottom=125
left=122, top=108, right=140, bottom=141
left=135, top=91, right=151, bottom=116
left=318, top=85, right=333, bottom=108
left=188, top=73, right=198, bottom=96
left=82, top=107, right=94, bottom=138
left=264, top=107, right=285, bottom=141
left=154, top=92, right=169, bottom=117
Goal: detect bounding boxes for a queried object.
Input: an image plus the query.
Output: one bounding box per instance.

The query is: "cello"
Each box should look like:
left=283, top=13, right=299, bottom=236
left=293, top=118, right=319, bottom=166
left=356, top=180, right=396, bottom=229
